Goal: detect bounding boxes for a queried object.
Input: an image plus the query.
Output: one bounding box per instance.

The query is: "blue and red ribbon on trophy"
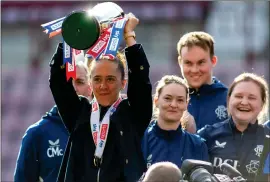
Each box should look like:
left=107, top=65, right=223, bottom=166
left=41, top=16, right=65, bottom=38
left=102, top=18, right=127, bottom=60
left=85, top=30, right=111, bottom=60
left=86, top=17, right=127, bottom=60
left=63, top=41, right=85, bottom=81
left=41, top=16, right=127, bottom=80
left=41, top=17, right=82, bottom=81
left=63, top=41, right=75, bottom=81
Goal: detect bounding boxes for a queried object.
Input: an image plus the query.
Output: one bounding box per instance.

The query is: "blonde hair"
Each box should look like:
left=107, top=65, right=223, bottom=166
left=228, top=73, right=269, bottom=124
left=152, top=75, right=189, bottom=121
left=177, top=31, right=215, bottom=63
left=84, top=55, right=94, bottom=70
left=76, top=61, right=90, bottom=80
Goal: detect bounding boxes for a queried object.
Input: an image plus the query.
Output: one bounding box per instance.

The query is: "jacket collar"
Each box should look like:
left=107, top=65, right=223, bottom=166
left=189, top=77, right=227, bottom=95
left=153, top=121, right=183, bottom=140
left=229, top=116, right=258, bottom=134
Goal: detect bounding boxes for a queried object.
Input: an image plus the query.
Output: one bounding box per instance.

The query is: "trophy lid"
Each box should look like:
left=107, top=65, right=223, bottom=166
left=91, top=2, right=124, bottom=23
left=61, top=11, right=100, bottom=50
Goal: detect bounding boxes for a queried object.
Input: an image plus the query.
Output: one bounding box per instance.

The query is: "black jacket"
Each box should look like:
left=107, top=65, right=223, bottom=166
left=198, top=117, right=269, bottom=182
left=49, top=43, right=152, bottom=182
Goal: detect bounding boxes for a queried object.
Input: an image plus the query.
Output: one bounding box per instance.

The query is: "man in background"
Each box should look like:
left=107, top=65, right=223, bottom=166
left=177, top=31, right=228, bottom=130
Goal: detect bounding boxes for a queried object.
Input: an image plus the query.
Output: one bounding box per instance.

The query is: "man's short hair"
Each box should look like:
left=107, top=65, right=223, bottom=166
left=143, top=162, right=182, bottom=182
left=177, top=31, right=215, bottom=63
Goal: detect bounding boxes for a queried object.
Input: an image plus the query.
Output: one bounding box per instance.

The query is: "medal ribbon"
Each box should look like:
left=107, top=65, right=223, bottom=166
left=90, top=97, right=122, bottom=159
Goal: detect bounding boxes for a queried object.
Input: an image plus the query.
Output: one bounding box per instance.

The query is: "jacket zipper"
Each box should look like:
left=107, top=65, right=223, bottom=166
left=97, top=168, right=100, bottom=182
left=241, top=132, right=244, bottom=140
left=195, top=92, right=200, bottom=127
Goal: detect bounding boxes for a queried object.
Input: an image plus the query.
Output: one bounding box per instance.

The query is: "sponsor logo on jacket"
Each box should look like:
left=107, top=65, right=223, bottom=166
left=213, top=157, right=239, bottom=169
left=47, top=139, right=64, bottom=158
left=214, top=140, right=227, bottom=148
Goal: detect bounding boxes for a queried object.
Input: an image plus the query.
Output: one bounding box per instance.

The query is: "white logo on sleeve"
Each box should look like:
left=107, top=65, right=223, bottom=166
left=47, top=139, right=64, bottom=158
left=214, top=140, right=227, bottom=148
left=215, top=105, right=227, bottom=120
left=147, top=154, right=152, bottom=168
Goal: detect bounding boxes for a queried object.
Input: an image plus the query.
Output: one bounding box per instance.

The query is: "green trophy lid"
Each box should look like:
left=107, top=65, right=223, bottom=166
left=61, top=11, right=100, bottom=50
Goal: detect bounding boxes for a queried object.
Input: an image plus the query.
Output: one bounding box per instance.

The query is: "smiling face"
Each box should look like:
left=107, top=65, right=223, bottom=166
left=156, top=83, right=188, bottom=123
left=90, top=59, right=126, bottom=106
left=180, top=46, right=217, bottom=89
left=228, top=81, right=263, bottom=125
left=177, top=32, right=216, bottom=89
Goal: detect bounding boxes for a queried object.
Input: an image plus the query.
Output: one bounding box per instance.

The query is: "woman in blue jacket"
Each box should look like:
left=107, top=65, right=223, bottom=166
left=198, top=73, right=269, bottom=182
left=141, top=75, right=209, bottom=169
left=263, top=120, right=270, bottom=181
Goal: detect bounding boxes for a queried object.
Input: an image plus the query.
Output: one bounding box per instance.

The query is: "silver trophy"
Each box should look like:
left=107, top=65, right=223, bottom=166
left=61, top=2, right=124, bottom=50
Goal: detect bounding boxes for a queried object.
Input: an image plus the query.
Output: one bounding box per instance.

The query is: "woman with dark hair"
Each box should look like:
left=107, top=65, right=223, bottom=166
left=49, top=13, right=152, bottom=182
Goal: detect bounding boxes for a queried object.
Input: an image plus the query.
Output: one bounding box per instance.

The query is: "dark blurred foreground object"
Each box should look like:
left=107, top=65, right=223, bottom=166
left=181, top=159, right=247, bottom=182
left=142, top=162, right=182, bottom=182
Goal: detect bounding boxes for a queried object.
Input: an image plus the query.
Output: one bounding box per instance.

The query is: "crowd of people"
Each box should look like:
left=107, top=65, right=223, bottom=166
left=14, top=13, right=269, bottom=182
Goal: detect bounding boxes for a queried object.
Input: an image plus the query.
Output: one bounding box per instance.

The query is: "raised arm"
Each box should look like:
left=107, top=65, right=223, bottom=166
left=49, top=43, right=82, bottom=133
left=124, top=14, right=152, bottom=138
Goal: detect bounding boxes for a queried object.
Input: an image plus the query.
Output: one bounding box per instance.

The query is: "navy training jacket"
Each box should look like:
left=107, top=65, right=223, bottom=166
left=198, top=117, right=269, bottom=182
left=14, top=106, right=68, bottom=182
left=188, top=77, right=228, bottom=130
left=142, top=121, right=209, bottom=168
